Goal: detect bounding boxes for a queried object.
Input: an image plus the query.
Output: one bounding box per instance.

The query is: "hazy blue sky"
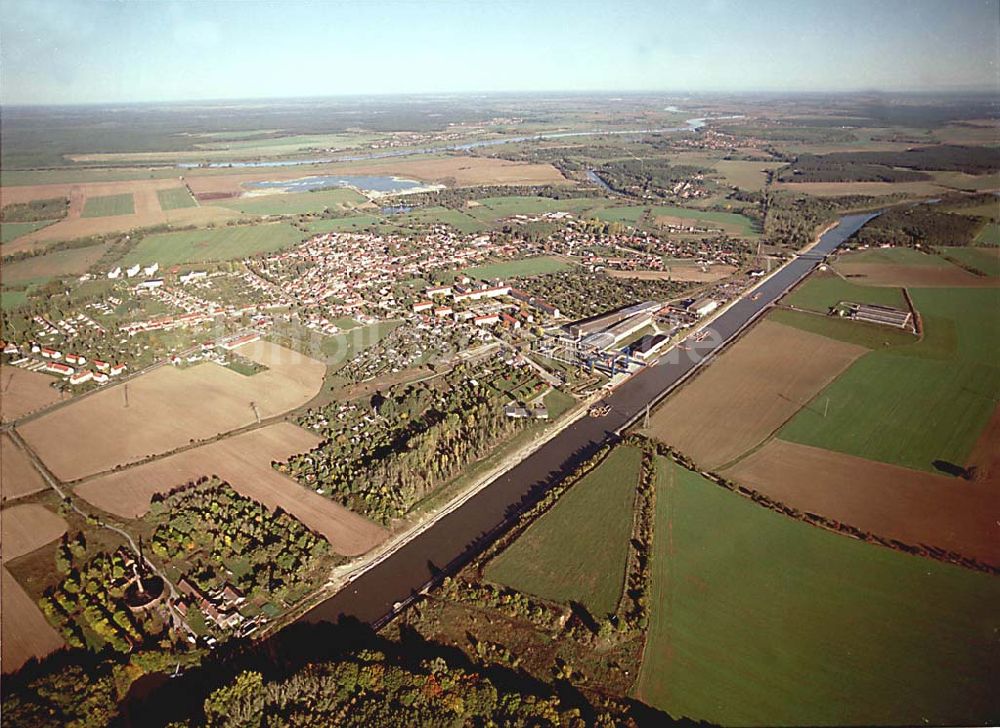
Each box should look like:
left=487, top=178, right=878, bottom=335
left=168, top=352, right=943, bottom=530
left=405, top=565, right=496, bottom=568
left=1, top=0, right=997, bottom=104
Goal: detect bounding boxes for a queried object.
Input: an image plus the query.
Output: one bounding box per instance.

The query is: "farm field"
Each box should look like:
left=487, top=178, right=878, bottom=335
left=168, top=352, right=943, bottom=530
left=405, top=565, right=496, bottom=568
left=638, top=458, right=1000, bottom=726
left=768, top=307, right=920, bottom=349
left=1, top=434, right=48, bottom=502
left=645, top=319, right=866, bottom=470
left=783, top=270, right=907, bottom=312
left=0, top=366, right=63, bottom=423
left=724, top=439, right=1000, bottom=565
left=19, top=340, right=325, bottom=481
left=213, top=187, right=366, bottom=215
left=1, top=220, right=57, bottom=243
left=463, top=255, right=570, bottom=279
left=941, top=201, right=1000, bottom=220
left=81, top=193, right=134, bottom=218
left=155, top=186, right=197, bottom=210
left=712, top=159, right=783, bottom=191
left=468, top=195, right=608, bottom=220
left=1, top=503, right=68, bottom=562
left=649, top=205, right=757, bottom=236
left=0, top=290, right=27, bottom=310
left=120, top=222, right=307, bottom=267
left=74, top=423, right=387, bottom=556
left=304, top=214, right=382, bottom=233
left=836, top=247, right=995, bottom=287
left=394, top=206, right=486, bottom=233
left=773, top=179, right=950, bottom=197
left=939, top=246, right=1000, bottom=276
left=974, top=222, right=1000, bottom=245
left=1, top=242, right=110, bottom=286
left=1, top=568, right=65, bottom=674
left=780, top=287, right=1000, bottom=473
left=484, top=445, right=642, bottom=618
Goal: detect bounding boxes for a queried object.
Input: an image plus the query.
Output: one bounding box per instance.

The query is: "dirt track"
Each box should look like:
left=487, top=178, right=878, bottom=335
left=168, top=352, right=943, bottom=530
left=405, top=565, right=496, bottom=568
left=19, top=341, right=325, bottom=481
left=644, top=319, right=866, bottom=470
left=74, top=423, right=387, bottom=557
left=724, top=438, right=1000, bottom=566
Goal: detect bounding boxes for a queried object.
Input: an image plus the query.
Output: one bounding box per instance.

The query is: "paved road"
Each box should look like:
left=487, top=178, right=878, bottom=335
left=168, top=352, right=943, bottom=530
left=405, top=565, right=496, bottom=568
left=299, top=212, right=879, bottom=629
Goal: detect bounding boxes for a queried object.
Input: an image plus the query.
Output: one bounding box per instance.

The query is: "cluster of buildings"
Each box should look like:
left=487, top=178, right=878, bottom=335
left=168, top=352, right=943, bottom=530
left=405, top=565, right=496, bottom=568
left=175, top=578, right=260, bottom=635
left=2, top=340, right=127, bottom=385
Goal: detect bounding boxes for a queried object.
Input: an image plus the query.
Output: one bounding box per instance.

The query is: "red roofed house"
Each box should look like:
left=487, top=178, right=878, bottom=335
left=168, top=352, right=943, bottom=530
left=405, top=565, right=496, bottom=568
left=412, top=300, right=433, bottom=313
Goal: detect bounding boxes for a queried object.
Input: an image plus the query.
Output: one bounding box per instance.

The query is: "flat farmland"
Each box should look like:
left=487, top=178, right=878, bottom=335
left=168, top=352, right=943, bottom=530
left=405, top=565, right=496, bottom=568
left=975, top=223, right=1000, bottom=245
left=645, top=319, right=866, bottom=470
left=784, top=270, right=907, bottom=312
left=469, top=195, right=608, bottom=220
left=1, top=434, right=47, bottom=502
left=156, top=186, right=197, bottom=210
left=939, top=246, right=1000, bottom=276
left=0, top=179, right=240, bottom=250
left=120, top=222, right=307, bottom=267
left=0, top=366, right=62, bottom=423
left=463, top=255, right=570, bottom=279
left=394, top=206, right=485, bottom=233
left=1, top=568, right=65, bottom=674
left=650, top=205, right=757, bottom=236
left=712, top=159, right=784, bottom=191
left=81, top=193, right=134, bottom=217
left=212, top=187, right=366, bottom=215
left=1, top=220, right=57, bottom=244
left=836, top=248, right=996, bottom=287
left=74, top=423, right=387, bottom=557
left=484, top=445, right=642, bottom=618
left=19, top=340, right=325, bottom=481
left=305, top=214, right=383, bottom=233
left=780, top=287, right=1000, bottom=473
left=725, top=439, right=1000, bottom=565
left=773, top=179, right=949, bottom=197
left=1, top=503, right=68, bottom=562
left=1, top=242, right=110, bottom=285
left=638, top=458, right=1000, bottom=726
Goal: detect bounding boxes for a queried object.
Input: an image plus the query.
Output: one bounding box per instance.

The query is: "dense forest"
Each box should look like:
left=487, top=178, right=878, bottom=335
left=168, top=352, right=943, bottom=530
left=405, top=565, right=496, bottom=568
left=594, top=159, right=714, bottom=199
left=852, top=205, right=986, bottom=248
left=778, top=145, right=1000, bottom=180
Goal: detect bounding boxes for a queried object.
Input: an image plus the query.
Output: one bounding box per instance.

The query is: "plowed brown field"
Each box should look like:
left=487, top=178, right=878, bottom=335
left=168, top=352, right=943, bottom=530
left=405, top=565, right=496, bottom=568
left=1, top=568, right=65, bottom=674
left=0, top=366, right=62, bottom=423
left=75, top=423, right=387, bottom=556
left=20, top=341, right=325, bottom=481
left=1, top=434, right=47, bottom=502
left=1, top=503, right=67, bottom=563
left=644, top=319, right=866, bottom=470
left=724, top=439, right=1000, bottom=565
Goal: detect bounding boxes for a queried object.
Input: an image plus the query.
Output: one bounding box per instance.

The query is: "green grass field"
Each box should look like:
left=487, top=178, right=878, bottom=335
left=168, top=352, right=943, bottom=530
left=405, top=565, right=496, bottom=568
left=784, top=271, right=907, bottom=312
left=156, top=187, right=197, bottom=210
left=974, top=222, right=1000, bottom=246
left=638, top=458, right=1000, bottom=726
left=484, top=445, right=642, bottom=617
left=2, top=243, right=111, bottom=286
left=1, top=220, right=57, bottom=243
left=650, top=205, right=758, bottom=236
left=463, top=255, right=570, bottom=280
left=939, top=246, right=1000, bottom=276
left=712, top=159, right=783, bottom=191
left=469, top=196, right=609, bottom=221
left=780, top=287, right=1000, bottom=472
left=841, top=247, right=952, bottom=267
left=395, top=206, right=486, bottom=234
left=121, top=223, right=306, bottom=267
left=305, top=215, right=384, bottom=233
left=768, top=308, right=917, bottom=349
left=81, top=193, right=135, bottom=218
left=595, top=206, right=647, bottom=223
left=214, top=188, right=366, bottom=215
left=1, top=290, right=28, bottom=310
left=941, top=201, right=1000, bottom=221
